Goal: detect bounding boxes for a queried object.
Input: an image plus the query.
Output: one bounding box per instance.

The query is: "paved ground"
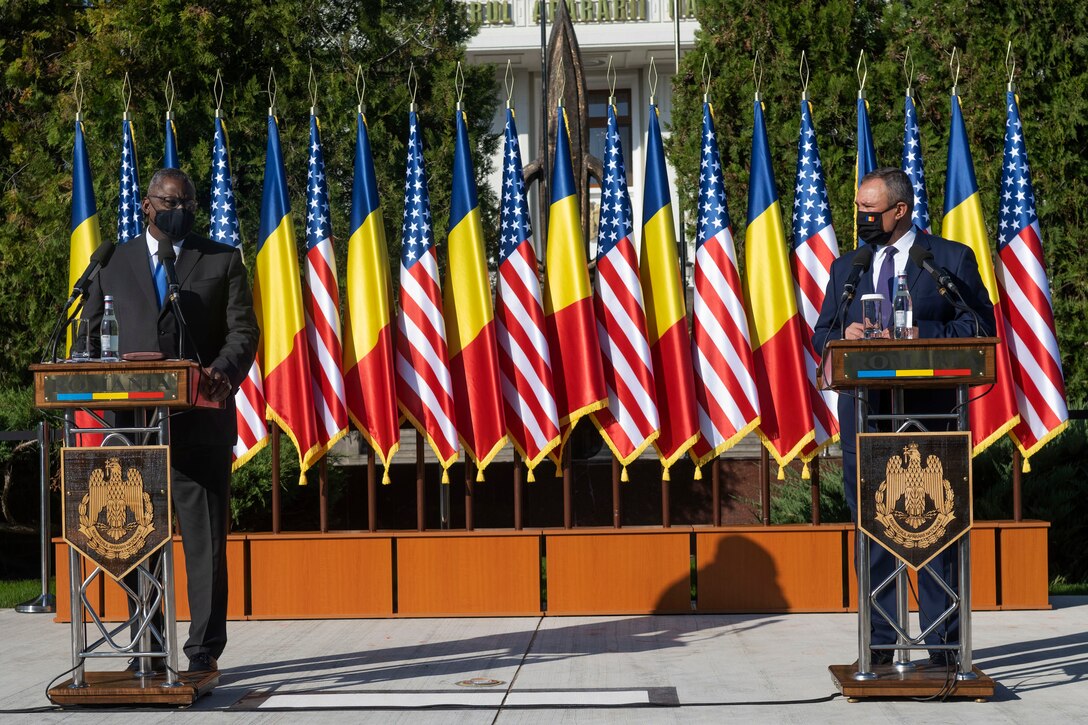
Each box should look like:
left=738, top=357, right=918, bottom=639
left=1, top=598, right=1085, bottom=723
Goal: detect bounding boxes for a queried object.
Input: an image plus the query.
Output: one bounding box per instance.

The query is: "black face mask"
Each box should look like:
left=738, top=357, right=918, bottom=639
left=153, top=207, right=195, bottom=242
left=856, top=206, right=895, bottom=246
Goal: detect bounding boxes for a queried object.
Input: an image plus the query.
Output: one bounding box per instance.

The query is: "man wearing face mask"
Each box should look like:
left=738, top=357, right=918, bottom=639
left=812, top=168, right=994, bottom=667
left=80, top=167, right=258, bottom=674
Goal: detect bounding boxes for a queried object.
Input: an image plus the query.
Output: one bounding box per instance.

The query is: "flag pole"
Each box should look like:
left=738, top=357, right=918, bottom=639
left=673, top=0, right=687, bottom=286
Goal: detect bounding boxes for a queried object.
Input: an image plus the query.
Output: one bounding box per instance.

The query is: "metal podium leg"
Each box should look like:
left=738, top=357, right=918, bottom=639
left=68, top=547, right=86, bottom=687
left=958, top=535, right=976, bottom=679
left=855, top=532, right=876, bottom=679
left=895, top=566, right=915, bottom=668
left=161, top=545, right=181, bottom=686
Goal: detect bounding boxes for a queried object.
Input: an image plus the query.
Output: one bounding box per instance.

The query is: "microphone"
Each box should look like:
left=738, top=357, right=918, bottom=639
left=158, top=237, right=181, bottom=303
left=66, top=240, right=116, bottom=306
left=908, top=244, right=982, bottom=336
left=908, top=245, right=961, bottom=298
left=841, top=244, right=875, bottom=303
left=45, top=240, right=116, bottom=362
left=833, top=244, right=875, bottom=338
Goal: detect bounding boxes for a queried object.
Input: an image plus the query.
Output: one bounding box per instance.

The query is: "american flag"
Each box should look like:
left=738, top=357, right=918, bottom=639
left=494, top=109, right=560, bottom=478
left=590, top=103, right=659, bottom=471
left=790, top=99, right=840, bottom=456
left=690, top=102, right=760, bottom=467
left=303, top=114, right=348, bottom=456
left=210, top=116, right=268, bottom=469
left=395, top=111, right=459, bottom=477
left=996, top=89, right=1068, bottom=465
left=117, top=117, right=142, bottom=244
left=902, top=93, right=932, bottom=233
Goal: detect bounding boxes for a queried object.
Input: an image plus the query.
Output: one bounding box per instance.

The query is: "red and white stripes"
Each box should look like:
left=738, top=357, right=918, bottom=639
left=792, top=223, right=840, bottom=445
left=997, top=221, right=1068, bottom=453
left=396, top=246, right=459, bottom=464
left=304, top=235, right=348, bottom=448
left=233, top=362, right=268, bottom=466
left=691, top=225, right=760, bottom=456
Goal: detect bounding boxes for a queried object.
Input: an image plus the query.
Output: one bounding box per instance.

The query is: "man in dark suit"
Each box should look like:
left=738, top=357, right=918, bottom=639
left=812, top=167, right=994, bottom=666
left=80, top=167, right=258, bottom=673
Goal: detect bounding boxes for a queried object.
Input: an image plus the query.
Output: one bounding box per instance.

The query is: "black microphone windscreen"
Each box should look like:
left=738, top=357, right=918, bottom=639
left=852, top=244, right=875, bottom=270
left=908, top=244, right=934, bottom=268
left=158, top=237, right=177, bottom=261
left=90, top=240, right=116, bottom=265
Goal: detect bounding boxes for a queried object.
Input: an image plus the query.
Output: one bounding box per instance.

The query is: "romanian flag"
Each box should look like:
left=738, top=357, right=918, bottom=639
left=943, top=91, right=1019, bottom=455
left=744, top=98, right=816, bottom=475
left=70, top=116, right=106, bottom=446
left=343, top=111, right=400, bottom=479
left=253, top=114, right=321, bottom=483
left=164, top=113, right=178, bottom=169
left=444, top=108, right=507, bottom=476
left=543, top=104, right=607, bottom=458
left=854, top=90, right=878, bottom=246
left=641, top=104, right=698, bottom=477
left=69, top=118, right=101, bottom=352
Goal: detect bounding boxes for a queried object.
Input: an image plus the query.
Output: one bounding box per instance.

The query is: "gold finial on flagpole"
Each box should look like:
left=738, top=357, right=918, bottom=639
left=904, top=46, right=916, bottom=98
left=74, top=71, right=85, bottom=121
left=308, top=65, right=318, bottom=117
left=607, top=56, right=617, bottom=107
left=121, top=72, right=133, bottom=122
left=164, top=70, right=175, bottom=121
left=949, top=47, right=961, bottom=96
left=753, top=50, right=763, bottom=102
left=649, top=56, right=658, bottom=106
left=267, top=68, right=277, bottom=116
left=408, top=64, right=418, bottom=113
left=505, top=60, right=515, bottom=110
left=455, top=61, right=465, bottom=112
left=702, top=53, right=713, bottom=104
left=800, top=50, right=810, bottom=101
left=1005, top=41, right=1017, bottom=93
left=856, top=50, right=868, bottom=100
left=356, top=65, right=366, bottom=115
left=213, top=69, right=224, bottom=119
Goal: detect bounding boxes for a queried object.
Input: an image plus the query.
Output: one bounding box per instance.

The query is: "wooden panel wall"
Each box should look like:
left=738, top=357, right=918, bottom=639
left=248, top=534, right=393, bottom=619
left=545, top=529, right=692, bottom=614
left=396, top=532, right=542, bottom=616
left=49, top=521, right=1050, bottom=622
left=695, top=526, right=850, bottom=612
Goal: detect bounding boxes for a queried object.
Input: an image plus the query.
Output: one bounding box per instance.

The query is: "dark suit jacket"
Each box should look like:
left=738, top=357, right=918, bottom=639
left=812, top=231, right=996, bottom=453
left=81, top=232, right=259, bottom=447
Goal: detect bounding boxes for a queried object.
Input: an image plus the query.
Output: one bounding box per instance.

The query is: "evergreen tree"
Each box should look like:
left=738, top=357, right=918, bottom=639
left=668, top=0, right=1088, bottom=402
left=0, top=0, right=499, bottom=390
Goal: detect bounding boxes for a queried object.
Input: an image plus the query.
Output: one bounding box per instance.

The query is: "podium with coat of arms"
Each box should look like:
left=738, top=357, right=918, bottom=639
left=821, top=338, right=998, bottom=700
left=32, top=360, right=219, bottom=705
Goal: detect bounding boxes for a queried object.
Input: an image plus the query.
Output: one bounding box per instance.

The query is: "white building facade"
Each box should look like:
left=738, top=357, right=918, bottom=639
left=459, top=0, right=699, bottom=274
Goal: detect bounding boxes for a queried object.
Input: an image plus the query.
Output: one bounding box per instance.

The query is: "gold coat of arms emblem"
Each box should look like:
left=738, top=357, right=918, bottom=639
left=874, top=443, right=956, bottom=550
left=78, top=458, right=156, bottom=560
left=62, top=446, right=171, bottom=580
left=858, top=432, right=971, bottom=569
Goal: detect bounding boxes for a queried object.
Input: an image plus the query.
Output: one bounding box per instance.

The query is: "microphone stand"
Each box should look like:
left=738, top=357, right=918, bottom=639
left=160, top=251, right=206, bottom=369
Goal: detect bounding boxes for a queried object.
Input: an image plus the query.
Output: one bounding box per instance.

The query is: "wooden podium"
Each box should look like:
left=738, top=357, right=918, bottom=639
left=822, top=338, right=997, bottom=700
left=31, top=360, right=219, bottom=706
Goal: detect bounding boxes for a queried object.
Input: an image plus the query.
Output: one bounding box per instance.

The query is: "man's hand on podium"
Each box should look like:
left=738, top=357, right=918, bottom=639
left=201, top=366, right=232, bottom=402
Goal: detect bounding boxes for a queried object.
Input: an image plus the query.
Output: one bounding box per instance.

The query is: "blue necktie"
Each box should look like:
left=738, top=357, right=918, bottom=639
left=153, top=256, right=167, bottom=308
left=875, top=246, right=897, bottom=328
